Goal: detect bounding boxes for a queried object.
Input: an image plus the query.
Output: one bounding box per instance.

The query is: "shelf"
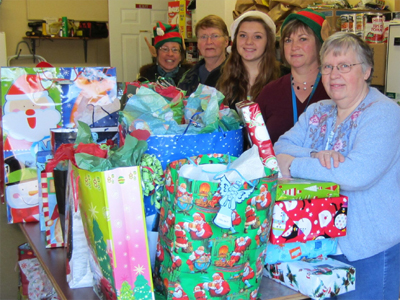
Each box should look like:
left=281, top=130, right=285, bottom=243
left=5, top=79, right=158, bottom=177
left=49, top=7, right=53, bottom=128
left=22, top=36, right=101, bottom=63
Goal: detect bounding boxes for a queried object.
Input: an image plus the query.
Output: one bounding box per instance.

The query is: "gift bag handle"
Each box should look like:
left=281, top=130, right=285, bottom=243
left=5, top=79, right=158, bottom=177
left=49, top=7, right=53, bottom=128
left=88, top=104, right=116, bottom=128
left=187, top=156, right=256, bottom=187
left=176, top=112, right=227, bottom=141
left=70, top=171, right=80, bottom=213
left=37, top=67, right=85, bottom=91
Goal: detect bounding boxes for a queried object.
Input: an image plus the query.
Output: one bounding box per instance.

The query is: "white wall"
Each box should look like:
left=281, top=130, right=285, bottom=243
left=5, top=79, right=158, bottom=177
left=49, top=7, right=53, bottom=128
left=192, top=0, right=237, bottom=36
left=0, top=32, right=6, bottom=67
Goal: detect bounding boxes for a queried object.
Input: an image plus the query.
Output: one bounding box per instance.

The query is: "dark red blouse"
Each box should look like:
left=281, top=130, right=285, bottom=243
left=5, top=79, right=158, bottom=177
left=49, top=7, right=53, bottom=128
left=256, top=73, right=329, bottom=145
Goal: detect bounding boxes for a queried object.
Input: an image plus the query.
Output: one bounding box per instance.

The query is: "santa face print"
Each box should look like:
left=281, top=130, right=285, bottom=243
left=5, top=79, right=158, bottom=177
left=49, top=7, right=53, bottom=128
left=3, top=94, right=61, bottom=142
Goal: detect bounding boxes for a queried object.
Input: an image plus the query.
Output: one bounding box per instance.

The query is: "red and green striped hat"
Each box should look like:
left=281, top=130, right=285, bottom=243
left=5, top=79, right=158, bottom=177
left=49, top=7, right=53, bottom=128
left=153, top=22, right=182, bottom=48
left=281, top=8, right=327, bottom=43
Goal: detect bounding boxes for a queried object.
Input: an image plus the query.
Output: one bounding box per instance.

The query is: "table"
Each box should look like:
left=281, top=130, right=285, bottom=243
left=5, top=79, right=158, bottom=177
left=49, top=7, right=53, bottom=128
left=19, top=222, right=98, bottom=300
left=19, top=222, right=307, bottom=300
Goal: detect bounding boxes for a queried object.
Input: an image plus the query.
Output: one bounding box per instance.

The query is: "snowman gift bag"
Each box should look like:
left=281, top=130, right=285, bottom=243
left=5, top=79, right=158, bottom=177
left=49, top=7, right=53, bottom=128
left=154, top=147, right=278, bottom=300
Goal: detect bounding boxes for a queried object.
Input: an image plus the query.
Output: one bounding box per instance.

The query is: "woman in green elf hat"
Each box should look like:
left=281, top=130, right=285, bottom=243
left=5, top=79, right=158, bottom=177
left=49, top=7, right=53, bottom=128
left=256, top=8, right=331, bottom=145
left=138, top=22, right=193, bottom=85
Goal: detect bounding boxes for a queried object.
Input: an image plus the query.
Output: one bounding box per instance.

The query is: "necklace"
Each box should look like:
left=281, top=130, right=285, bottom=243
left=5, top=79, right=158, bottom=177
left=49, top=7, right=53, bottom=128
left=291, top=78, right=314, bottom=91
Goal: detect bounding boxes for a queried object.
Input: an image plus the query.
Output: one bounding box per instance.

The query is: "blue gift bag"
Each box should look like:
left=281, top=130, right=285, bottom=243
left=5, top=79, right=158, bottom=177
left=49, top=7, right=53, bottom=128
left=143, top=127, right=245, bottom=218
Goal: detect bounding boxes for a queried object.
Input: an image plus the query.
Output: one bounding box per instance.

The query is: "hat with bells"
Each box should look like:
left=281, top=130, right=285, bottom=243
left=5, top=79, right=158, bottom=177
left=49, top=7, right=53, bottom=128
left=281, top=8, right=331, bottom=43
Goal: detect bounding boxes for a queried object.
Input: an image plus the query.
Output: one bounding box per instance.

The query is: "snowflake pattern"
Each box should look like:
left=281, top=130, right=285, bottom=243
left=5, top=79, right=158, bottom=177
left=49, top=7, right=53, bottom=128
left=134, top=264, right=145, bottom=275
left=88, top=202, right=98, bottom=220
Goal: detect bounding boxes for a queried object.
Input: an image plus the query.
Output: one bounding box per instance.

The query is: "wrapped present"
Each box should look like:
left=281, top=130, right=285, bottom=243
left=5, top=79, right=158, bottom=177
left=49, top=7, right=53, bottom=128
left=264, top=257, right=356, bottom=299
left=265, top=239, right=337, bottom=264
left=270, top=196, right=348, bottom=244
left=276, top=178, right=340, bottom=201
left=236, top=100, right=280, bottom=173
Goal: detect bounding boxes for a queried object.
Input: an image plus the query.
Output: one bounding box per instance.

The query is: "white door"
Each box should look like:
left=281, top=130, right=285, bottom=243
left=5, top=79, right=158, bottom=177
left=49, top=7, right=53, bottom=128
left=108, top=0, right=170, bottom=82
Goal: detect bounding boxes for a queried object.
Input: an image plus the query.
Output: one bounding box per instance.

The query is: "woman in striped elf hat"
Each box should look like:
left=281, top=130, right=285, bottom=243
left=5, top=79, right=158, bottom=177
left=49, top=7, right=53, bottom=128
left=256, top=8, right=331, bottom=145
left=139, top=21, right=192, bottom=85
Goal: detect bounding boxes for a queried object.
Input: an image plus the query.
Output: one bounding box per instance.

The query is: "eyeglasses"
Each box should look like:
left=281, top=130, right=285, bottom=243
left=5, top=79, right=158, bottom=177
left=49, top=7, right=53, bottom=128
left=198, top=34, right=224, bottom=41
left=159, top=46, right=181, bottom=53
left=320, top=63, right=363, bottom=75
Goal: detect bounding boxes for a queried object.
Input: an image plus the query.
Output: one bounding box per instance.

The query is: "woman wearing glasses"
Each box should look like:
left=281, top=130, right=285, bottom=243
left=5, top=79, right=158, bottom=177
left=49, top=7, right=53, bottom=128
left=256, top=9, right=330, bottom=144
left=275, top=32, right=400, bottom=299
left=217, top=11, right=280, bottom=110
left=178, top=15, right=229, bottom=95
left=138, top=22, right=192, bottom=85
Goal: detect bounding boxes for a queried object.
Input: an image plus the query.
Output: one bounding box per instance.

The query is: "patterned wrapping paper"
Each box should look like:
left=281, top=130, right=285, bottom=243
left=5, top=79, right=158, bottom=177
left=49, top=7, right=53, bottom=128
left=276, top=178, right=340, bottom=201
left=236, top=100, right=280, bottom=174
left=270, top=196, right=348, bottom=245
left=264, top=257, right=356, bottom=299
left=154, top=154, right=278, bottom=300
left=265, top=239, right=338, bottom=264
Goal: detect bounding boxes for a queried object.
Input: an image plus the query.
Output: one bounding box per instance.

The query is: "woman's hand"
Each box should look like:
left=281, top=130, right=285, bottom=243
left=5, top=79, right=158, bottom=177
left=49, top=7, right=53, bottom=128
left=276, top=154, right=295, bottom=178
left=311, top=150, right=345, bottom=169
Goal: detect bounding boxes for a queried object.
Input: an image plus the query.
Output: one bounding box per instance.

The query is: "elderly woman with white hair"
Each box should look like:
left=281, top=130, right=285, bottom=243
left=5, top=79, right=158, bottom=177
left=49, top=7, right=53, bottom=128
left=275, top=31, right=400, bottom=300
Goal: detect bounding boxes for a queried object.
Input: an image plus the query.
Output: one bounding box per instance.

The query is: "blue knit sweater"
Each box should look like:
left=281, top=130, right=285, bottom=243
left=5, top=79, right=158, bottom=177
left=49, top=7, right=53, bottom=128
left=274, top=87, right=400, bottom=261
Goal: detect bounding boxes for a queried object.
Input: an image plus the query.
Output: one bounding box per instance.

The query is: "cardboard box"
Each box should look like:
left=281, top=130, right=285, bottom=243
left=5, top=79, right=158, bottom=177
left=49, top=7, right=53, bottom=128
left=168, top=1, right=192, bottom=38
left=369, top=43, right=387, bottom=86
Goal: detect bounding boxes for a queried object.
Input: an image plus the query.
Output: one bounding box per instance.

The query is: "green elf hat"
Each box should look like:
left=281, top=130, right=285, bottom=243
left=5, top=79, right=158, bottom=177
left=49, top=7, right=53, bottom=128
left=153, top=21, right=182, bottom=48
left=281, top=8, right=331, bottom=43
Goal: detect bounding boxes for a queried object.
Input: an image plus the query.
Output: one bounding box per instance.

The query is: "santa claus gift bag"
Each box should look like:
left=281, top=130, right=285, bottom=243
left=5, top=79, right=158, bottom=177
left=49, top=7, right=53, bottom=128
left=154, top=148, right=278, bottom=299
left=1, top=66, right=119, bottom=223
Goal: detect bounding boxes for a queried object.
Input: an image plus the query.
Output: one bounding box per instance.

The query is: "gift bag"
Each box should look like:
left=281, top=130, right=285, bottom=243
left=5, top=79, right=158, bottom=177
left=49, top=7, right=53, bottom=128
left=37, top=150, right=54, bottom=230
left=73, top=164, right=154, bottom=300
left=154, top=153, right=278, bottom=299
left=64, top=162, right=94, bottom=289
left=41, top=171, right=64, bottom=248
left=120, top=84, right=245, bottom=218
left=50, top=127, right=119, bottom=153
left=1, top=66, right=119, bottom=223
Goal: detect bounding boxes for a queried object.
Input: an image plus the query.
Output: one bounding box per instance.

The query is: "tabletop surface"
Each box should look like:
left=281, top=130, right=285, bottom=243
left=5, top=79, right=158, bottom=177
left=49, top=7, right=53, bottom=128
left=19, top=221, right=306, bottom=300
